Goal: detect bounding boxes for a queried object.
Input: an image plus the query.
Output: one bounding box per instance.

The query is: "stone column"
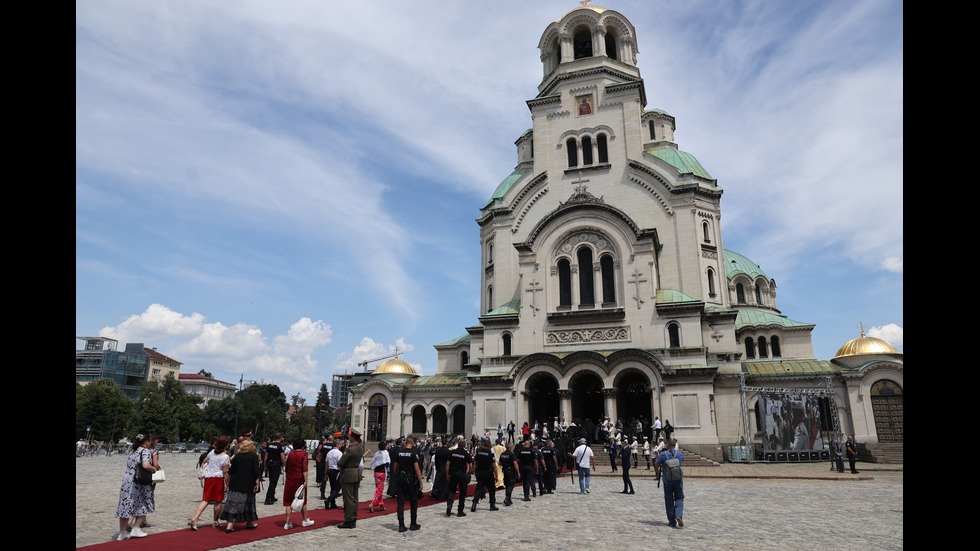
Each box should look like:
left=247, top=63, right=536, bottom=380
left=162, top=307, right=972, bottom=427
left=603, top=388, right=618, bottom=420
left=558, top=389, right=573, bottom=424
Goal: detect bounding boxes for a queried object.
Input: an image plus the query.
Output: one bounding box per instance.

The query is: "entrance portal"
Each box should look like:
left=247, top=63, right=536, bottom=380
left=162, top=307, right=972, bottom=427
left=367, top=393, right=387, bottom=440
left=616, top=370, right=652, bottom=430
left=871, top=380, right=903, bottom=442
left=570, top=370, right=604, bottom=424
left=432, top=405, right=447, bottom=435
left=526, top=373, right=559, bottom=429
left=451, top=405, right=466, bottom=436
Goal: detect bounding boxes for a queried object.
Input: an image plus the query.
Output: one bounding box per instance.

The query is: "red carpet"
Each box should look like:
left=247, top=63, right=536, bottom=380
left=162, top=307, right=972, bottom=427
left=82, top=481, right=502, bottom=550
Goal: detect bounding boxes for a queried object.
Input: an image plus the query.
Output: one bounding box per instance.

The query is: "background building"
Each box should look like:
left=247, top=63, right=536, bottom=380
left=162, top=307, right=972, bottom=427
left=75, top=336, right=151, bottom=399
left=144, top=347, right=182, bottom=382
left=178, top=373, right=237, bottom=408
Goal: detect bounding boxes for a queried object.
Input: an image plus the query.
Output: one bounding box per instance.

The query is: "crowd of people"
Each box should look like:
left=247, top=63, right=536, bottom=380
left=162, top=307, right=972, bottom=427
left=108, top=416, right=703, bottom=540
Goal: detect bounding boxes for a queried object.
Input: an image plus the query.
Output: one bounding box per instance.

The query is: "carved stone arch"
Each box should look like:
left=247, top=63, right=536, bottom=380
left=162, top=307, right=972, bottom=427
left=606, top=349, right=667, bottom=381
left=561, top=13, right=600, bottom=37
left=550, top=226, right=620, bottom=260
left=509, top=352, right=564, bottom=382
left=563, top=350, right=614, bottom=378
left=519, top=201, right=648, bottom=254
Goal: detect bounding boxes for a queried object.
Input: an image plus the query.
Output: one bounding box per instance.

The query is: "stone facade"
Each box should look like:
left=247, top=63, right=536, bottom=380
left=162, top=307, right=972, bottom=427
left=349, top=5, right=902, bottom=461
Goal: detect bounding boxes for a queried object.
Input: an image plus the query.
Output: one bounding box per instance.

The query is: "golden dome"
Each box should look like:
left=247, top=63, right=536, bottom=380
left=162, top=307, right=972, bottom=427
left=834, top=328, right=900, bottom=359
left=372, top=357, right=419, bottom=377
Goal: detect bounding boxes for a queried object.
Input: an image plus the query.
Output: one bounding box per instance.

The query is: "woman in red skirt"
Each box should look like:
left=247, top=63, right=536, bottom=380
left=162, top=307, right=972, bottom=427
left=283, top=437, right=314, bottom=529
left=189, top=435, right=230, bottom=530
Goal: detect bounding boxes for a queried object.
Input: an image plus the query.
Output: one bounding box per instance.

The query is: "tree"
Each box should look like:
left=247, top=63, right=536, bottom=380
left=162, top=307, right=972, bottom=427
left=201, top=383, right=288, bottom=441
left=131, top=376, right=205, bottom=442
left=314, top=383, right=333, bottom=437
left=197, top=369, right=213, bottom=378
left=76, top=378, right=133, bottom=441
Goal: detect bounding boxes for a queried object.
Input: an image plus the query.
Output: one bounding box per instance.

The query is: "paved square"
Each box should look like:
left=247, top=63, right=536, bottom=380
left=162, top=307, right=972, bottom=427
left=77, top=451, right=902, bottom=549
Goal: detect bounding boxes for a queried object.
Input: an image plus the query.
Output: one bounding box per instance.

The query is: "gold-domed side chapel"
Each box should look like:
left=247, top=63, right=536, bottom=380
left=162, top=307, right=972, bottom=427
left=349, top=5, right=902, bottom=462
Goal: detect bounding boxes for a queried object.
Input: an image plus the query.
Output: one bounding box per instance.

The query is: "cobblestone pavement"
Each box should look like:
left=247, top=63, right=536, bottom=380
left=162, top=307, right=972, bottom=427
left=77, top=452, right=902, bottom=549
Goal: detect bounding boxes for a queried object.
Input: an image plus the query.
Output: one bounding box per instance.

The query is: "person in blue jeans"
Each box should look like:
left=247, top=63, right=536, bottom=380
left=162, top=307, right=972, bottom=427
left=656, top=439, right=684, bottom=527
left=568, top=438, right=594, bottom=494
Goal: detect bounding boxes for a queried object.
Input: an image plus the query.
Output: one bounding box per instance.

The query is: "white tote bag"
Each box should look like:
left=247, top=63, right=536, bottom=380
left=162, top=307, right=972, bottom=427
left=291, top=484, right=306, bottom=512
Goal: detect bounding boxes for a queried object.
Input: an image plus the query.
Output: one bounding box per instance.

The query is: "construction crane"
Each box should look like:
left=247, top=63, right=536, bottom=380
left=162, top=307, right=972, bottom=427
left=357, top=347, right=401, bottom=371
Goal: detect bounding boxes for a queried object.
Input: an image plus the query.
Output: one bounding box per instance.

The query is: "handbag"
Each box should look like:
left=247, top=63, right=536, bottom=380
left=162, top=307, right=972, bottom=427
left=134, top=464, right=153, bottom=485
left=291, top=484, right=306, bottom=512
left=152, top=469, right=166, bottom=483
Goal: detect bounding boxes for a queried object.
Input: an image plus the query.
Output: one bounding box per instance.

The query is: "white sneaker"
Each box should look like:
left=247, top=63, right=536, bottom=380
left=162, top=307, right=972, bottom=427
left=284, top=523, right=293, bottom=530
left=116, top=531, right=129, bottom=541
left=129, top=526, right=149, bottom=538
left=302, top=519, right=315, bottom=527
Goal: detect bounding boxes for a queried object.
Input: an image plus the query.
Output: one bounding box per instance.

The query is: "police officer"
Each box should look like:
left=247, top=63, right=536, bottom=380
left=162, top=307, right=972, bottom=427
left=391, top=436, right=423, bottom=532
left=445, top=436, right=473, bottom=517
left=263, top=433, right=286, bottom=505
left=516, top=440, right=537, bottom=502
left=532, top=440, right=546, bottom=496
left=541, top=440, right=558, bottom=494
left=471, top=437, right=498, bottom=512
left=498, top=442, right=519, bottom=506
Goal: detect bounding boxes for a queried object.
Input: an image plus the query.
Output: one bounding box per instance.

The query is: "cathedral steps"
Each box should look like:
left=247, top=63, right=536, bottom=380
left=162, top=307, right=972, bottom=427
left=858, top=442, right=903, bottom=464
left=587, top=444, right=721, bottom=468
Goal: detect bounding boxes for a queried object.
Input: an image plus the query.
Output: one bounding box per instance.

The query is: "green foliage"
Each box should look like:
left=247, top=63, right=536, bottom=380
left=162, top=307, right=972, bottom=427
left=131, top=376, right=205, bottom=443
left=201, top=384, right=288, bottom=442
left=76, top=378, right=133, bottom=441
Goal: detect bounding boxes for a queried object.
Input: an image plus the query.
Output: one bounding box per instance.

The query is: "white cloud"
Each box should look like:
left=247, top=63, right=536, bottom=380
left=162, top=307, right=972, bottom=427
left=881, top=257, right=903, bottom=273
left=868, top=323, right=903, bottom=349
left=98, top=304, right=332, bottom=385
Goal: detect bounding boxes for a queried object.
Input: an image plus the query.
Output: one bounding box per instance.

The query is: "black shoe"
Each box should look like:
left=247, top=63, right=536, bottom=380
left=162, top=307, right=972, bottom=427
left=628, top=491, right=635, bottom=494
left=471, top=503, right=477, bottom=512
left=489, top=505, right=499, bottom=511
left=398, top=523, right=407, bottom=533
left=456, top=511, right=466, bottom=517
left=409, top=523, right=421, bottom=531
left=337, top=521, right=356, bottom=529
left=446, top=510, right=452, bottom=517
left=504, top=499, right=512, bottom=506
left=621, top=490, right=629, bottom=494
left=264, top=500, right=275, bottom=505
left=523, top=497, right=531, bottom=502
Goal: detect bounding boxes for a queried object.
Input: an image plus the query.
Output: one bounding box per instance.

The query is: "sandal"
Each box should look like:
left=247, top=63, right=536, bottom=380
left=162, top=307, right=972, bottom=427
left=368, top=506, right=373, bottom=513
left=188, top=519, right=198, bottom=531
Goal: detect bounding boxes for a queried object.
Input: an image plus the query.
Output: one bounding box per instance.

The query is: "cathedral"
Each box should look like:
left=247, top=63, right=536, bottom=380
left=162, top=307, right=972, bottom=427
left=349, top=4, right=902, bottom=462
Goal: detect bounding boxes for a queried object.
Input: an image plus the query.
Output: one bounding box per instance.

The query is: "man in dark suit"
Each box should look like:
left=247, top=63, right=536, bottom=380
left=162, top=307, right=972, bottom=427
left=337, top=428, right=364, bottom=528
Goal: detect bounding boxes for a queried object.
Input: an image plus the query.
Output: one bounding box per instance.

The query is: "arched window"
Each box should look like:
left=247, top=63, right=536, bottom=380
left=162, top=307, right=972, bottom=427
left=502, top=333, right=512, bottom=356
left=771, top=336, right=781, bottom=357
left=755, top=285, right=763, bottom=305
left=582, top=136, right=593, bottom=165
left=736, top=283, right=746, bottom=304
left=487, top=241, right=493, bottom=265
left=702, top=221, right=711, bottom=242
left=758, top=337, right=768, bottom=358
left=460, top=351, right=469, bottom=366
left=744, top=337, right=755, bottom=359
left=558, top=258, right=572, bottom=307
left=600, top=255, right=615, bottom=304
left=605, top=32, right=618, bottom=60
left=573, top=29, right=592, bottom=58
left=597, top=134, right=608, bottom=163
left=707, top=268, right=716, bottom=297
left=577, top=247, right=594, bottom=306
left=668, top=323, right=680, bottom=348
left=566, top=138, right=578, bottom=167
left=487, top=286, right=493, bottom=313
left=649, top=120, right=656, bottom=141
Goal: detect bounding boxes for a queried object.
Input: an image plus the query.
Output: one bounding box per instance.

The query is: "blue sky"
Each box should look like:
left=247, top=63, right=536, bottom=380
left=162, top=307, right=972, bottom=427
left=76, top=0, right=903, bottom=401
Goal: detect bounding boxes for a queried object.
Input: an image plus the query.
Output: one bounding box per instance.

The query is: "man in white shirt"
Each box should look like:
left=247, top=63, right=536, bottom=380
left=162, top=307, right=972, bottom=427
left=568, top=438, right=595, bottom=494
left=653, top=417, right=662, bottom=440
left=325, top=442, right=344, bottom=510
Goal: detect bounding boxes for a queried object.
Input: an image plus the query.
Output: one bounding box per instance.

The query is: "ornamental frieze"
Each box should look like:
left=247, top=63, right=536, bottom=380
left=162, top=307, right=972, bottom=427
left=545, top=326, right=630, bottom=345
